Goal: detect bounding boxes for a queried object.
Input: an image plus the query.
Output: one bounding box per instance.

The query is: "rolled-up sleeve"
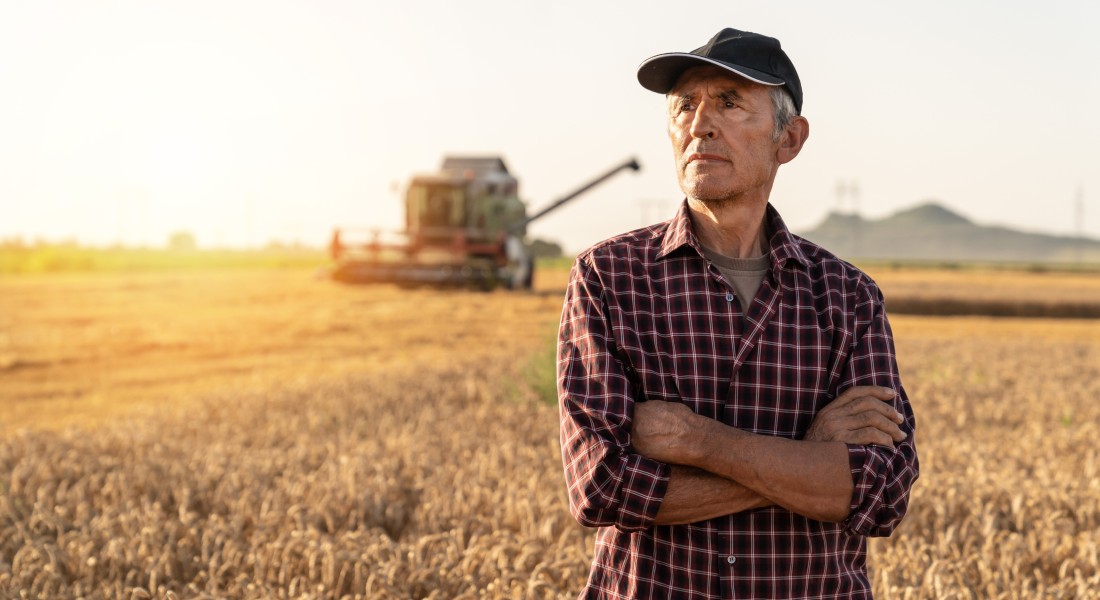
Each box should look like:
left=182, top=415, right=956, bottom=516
left=840, top=282, right=920, bottom=537
left=557, top=256, right=670, bottom=532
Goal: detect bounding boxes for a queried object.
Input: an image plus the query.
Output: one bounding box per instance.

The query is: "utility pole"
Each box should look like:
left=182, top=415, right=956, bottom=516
left=1075, top=185, right=1085, bottom=264
left=851, top=180, right=862, bottom=258
left=835, top=179, right=861, bottom=258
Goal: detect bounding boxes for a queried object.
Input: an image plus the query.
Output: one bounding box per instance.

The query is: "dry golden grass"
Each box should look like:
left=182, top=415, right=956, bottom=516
left=1, top=361, right=586, bottom=598
left=876, top=316, right=1100, bottom=598
left=2, top=266, right=1099, bottom=597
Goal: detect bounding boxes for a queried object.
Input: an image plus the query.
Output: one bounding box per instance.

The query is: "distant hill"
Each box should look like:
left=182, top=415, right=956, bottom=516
left=799, top=201, right=1100, bottom=263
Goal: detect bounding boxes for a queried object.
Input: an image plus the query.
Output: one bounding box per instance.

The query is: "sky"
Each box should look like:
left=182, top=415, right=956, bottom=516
left=1, top=0, right=1097, bottom=253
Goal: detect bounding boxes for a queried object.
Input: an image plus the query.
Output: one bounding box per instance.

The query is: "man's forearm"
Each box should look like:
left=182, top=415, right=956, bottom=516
left=631, top=388, right=908, bottom=525
left=691, top=421, right=853, bottom=522
left=654, top=465, right=772, bottom=525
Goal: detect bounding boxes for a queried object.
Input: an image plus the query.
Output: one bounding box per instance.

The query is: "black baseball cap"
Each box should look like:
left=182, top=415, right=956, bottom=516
left=637, top=28, right=803, bottom=114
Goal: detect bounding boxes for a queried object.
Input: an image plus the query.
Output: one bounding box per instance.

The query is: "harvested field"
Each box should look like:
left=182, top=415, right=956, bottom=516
left=863, top=264, right=1100, bottom=318
left=2, top=266, right=1099, bottom=597
left=0, top=268, right=569, bottom=432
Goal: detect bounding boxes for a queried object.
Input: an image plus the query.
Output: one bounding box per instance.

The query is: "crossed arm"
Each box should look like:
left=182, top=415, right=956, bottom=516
left=558, top=258, right=918, bottom=534
left=634, top=386, right=905, bottom=525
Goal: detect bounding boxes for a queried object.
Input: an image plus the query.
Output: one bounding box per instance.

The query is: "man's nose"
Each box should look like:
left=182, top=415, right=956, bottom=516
left=689, top=100, right=717, bottom=139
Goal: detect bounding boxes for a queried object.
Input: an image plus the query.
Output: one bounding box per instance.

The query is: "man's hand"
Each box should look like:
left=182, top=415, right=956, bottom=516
left=630, top=400, right=703, bottom=465
left=632, top=387, right=906, bottom=464
left=630, top=388, right=905, bottom=523
left=805, top=386, right=906, bottom=448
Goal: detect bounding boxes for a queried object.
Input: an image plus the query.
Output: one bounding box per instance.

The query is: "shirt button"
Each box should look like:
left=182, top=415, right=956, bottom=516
left=727, top=555, right=737, bottom=564
left=725, top=292, right=734, bottom=302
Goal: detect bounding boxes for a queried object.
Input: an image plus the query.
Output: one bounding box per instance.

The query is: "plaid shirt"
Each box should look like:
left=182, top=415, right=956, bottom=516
left=557, top=202, right=918, bottom=599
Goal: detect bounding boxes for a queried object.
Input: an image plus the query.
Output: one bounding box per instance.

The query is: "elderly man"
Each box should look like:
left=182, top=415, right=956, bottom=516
left=557, top=28, right=919, bottom=598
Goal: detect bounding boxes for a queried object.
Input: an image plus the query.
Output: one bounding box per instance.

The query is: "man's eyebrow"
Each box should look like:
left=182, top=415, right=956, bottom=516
left=718, top=88, right=744, bottom=102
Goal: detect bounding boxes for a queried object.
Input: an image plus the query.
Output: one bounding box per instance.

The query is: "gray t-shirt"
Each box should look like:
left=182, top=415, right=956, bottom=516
left=699, top=245, right=770, bottom=313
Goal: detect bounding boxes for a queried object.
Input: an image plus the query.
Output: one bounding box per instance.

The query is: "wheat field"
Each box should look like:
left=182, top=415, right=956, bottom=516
left=2, top=266, right=1099, bottom=598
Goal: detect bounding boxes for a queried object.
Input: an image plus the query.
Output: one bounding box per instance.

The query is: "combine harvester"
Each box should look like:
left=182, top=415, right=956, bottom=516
left=329, top=156, right=640, bottom=289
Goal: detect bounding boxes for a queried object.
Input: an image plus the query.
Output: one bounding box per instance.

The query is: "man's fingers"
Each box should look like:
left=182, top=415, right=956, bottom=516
left=840, top=399, right=906, bottom=441
left=807, top=387, right=907, bottom=447
left=847, top=427, right=897, bottom=449
left=824, top=393, right=903, bottom=424
left=847, top=396, right=905, bottom=425
left=854, top=410, right=906, bottom=442
left=806, top=395, right=907, bottom=444
left=831, top=386, right=896, bottom=410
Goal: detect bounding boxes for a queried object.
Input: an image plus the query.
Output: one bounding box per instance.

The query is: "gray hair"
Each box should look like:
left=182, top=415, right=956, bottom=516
left=770, top=86, right=798, bottom=140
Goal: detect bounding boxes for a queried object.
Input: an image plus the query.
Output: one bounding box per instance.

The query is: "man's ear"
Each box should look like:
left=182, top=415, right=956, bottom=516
left=776, top=116, right=809, bottom=165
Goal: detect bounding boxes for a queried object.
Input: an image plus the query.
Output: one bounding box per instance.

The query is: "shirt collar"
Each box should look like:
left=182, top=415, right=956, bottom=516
left=655, top=200, right=812, bottom=271
left=655, top=200, right=696, bottom=260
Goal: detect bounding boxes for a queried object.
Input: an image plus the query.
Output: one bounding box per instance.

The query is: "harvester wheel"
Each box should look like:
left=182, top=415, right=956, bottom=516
left=522, top=256, right=535, bottom=290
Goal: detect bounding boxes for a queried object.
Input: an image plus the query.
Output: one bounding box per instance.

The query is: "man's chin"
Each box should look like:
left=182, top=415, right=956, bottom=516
left=683, top=183, right=737, bottom=205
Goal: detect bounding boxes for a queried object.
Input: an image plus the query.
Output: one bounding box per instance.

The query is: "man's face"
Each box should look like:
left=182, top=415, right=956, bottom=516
left=667, top=65, right=783, bottom=205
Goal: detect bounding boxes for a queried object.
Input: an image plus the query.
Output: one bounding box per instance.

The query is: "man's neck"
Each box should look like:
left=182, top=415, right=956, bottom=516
left=687, top=198, right=769, bottom=258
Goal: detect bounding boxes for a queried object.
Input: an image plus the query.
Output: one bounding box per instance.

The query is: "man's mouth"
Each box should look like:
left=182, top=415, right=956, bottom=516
left=687, top=152, right=727, bottom=164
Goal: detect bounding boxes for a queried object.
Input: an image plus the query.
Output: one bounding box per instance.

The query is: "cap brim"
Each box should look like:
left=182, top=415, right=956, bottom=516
left=637, top=53, right=784, bottom=94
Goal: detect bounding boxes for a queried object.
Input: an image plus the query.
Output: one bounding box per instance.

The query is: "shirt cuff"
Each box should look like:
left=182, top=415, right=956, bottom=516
left=614, top=453, right=671, bottom=532
left=843, top=444, right=882, bottom=536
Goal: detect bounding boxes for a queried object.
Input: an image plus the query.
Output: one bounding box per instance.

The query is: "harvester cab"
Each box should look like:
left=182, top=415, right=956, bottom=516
left=330, top=156, right=640, bottom=289
left=406, top=156, right=526, bottom=240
